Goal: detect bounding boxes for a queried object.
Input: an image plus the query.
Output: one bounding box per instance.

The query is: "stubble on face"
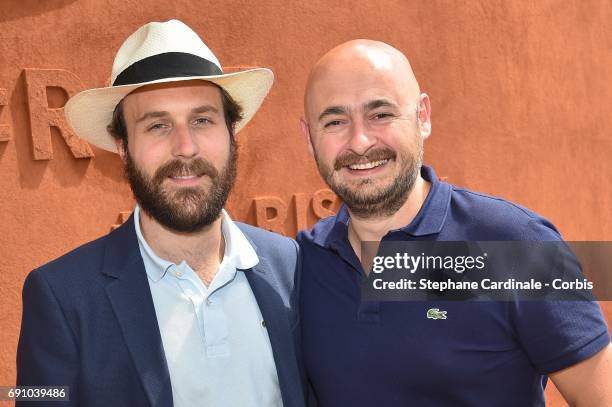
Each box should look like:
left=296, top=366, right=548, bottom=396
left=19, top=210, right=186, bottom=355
left=315, top=137, right=422, bottom=219
left=125, top=141, right=237, bottom=233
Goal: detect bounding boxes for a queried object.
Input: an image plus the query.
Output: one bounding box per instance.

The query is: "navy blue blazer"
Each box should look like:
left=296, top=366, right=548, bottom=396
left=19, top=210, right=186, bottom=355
left=17, top=215, right=306, bottom=407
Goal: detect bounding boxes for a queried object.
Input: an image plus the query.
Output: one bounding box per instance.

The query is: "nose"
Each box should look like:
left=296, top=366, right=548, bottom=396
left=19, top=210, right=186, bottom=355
left=171, top=124, right=199, bottom=159
left=346, top=119, right=376, bottom=155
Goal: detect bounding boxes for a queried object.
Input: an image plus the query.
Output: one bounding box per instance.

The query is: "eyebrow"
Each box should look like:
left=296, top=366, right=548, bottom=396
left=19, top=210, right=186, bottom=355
left=192, top=105, right=219, bottom=115
left=318, top=105, right=350, bottom=122
left=363, top=99, right=398, bottom=111
left=135, top=111, right=168, bottom=125
left=135, top=105, right=220, bottom=124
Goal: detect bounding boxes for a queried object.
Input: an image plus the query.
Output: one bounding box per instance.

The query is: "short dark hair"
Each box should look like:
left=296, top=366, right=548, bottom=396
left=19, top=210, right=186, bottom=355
left=107, top=84, right=243, bottom=145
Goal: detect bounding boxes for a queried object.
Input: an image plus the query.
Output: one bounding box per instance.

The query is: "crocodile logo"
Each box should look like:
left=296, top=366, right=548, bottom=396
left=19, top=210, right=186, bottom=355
left=427, top=308, right=447, bottom=320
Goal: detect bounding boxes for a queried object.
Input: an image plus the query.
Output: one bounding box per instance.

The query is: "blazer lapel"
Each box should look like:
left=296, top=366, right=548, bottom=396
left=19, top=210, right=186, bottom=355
left=102, top=215, right=173, bottom=407
left=245, top=256, right=304, bottom=407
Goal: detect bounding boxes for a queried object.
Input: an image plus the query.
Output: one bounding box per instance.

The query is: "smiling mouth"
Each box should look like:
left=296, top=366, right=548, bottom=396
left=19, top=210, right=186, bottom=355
left=347, top=159, right=389, bottom=170
left=166, top=172, right=207, bottom=185
left=170, top=175, right=199, bottom=180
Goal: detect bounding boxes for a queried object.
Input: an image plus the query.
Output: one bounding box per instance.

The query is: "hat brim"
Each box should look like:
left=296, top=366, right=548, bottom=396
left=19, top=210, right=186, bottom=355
left=64, top=68, right=274, bottom=153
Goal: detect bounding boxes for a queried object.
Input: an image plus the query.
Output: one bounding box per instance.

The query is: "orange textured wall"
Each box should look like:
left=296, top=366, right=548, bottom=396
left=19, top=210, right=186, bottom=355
left=1, top=1, right=610, bottom=405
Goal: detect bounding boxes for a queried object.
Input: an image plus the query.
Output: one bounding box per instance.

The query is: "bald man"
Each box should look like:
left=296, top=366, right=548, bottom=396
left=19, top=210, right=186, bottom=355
left=297, top=40, right=611, bottom=406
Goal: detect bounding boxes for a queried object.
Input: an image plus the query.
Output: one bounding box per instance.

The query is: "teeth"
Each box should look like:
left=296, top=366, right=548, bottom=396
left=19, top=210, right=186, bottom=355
left=171, top=175, right=197, bottom=180
left=348, top=159, right=388, bottom=170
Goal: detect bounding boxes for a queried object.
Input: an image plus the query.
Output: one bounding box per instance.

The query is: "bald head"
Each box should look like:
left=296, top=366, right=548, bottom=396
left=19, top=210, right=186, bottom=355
left=304, top=40, right=421, bottom=120
left=299, top=40, right=431, bottom=219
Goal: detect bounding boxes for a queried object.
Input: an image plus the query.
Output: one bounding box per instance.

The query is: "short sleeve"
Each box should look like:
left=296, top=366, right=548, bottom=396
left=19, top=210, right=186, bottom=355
left=510, top=218, right=610, bottom=374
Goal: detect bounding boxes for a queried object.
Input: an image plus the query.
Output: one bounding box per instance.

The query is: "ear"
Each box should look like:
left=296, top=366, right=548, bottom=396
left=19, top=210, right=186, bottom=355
left=299, top=117, right=315, bottom=156
left=115, top=138, right=128, bottom=163
left=417, top=93, right=432, bottom=139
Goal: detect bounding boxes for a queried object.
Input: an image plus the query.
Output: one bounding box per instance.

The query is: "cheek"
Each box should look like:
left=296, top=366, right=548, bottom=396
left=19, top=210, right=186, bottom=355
left=382, top=124, right=420, bottom=151
left=312, top=136, right=344, bottom=164
left=199, top=136, right=232, bottom=165
left=128, top=139, right=167, bottom=172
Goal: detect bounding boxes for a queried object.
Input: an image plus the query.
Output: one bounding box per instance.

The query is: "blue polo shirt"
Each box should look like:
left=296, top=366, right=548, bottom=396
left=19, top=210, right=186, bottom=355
left=297, top=165, right=610, bottom=407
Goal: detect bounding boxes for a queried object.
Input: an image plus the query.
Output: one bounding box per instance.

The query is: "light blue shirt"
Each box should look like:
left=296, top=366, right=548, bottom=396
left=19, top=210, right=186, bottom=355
left=134, top=206, right=283, bottom=407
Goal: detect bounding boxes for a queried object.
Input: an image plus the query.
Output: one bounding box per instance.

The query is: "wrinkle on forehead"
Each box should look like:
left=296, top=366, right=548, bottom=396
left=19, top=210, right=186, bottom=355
left=304, top=40, right=420, bottom=120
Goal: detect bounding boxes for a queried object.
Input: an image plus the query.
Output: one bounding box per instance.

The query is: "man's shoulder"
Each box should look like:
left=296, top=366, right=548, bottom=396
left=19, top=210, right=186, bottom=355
left=21, top=231, right=117, bottom=314
left=448, top=186, right=562, bottom=240
left=295, top=214, right=337, bottom=247
left=33, top=233, right=109, bottom=279
left=30, top=220, right=135, bottom=286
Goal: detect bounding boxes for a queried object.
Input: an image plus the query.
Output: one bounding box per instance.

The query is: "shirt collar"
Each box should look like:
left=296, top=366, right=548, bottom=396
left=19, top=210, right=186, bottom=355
left=313, top=165, right=452, bottom=249
left=220, top=209, right=259, bottom=270
left=134, top=206, right=259, bottom=283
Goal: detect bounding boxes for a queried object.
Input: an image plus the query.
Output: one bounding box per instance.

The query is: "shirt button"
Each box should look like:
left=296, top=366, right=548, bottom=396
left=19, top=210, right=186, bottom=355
left=175, top=271, right=183, bottom=277
left=261, top=320, right=266, bottom=328
left=206, top=299, right=212, bottom=306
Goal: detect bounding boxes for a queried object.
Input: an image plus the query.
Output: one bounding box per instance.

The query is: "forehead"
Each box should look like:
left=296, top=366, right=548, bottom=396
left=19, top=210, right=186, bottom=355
left=123, top=80, right=223, bottom=116
left=307, top=65, right=410, bottom=117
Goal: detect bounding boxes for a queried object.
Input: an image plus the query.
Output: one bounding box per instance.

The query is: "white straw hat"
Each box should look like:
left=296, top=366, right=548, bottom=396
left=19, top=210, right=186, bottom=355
left=64, top=19, right=274, bottom=153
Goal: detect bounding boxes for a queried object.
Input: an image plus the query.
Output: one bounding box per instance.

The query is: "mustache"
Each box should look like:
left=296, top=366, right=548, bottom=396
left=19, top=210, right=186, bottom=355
left=152, top=158, right=219, bottom=185
left=333, top=148, right=396, bottom=171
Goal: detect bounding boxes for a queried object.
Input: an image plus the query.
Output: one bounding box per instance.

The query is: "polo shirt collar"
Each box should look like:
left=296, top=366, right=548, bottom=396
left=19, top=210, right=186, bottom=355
left=314, top=164, right=452, bottom=249
left=134, top=206, right=259, bottom=283
left=401, top=165, right=451, bottom=236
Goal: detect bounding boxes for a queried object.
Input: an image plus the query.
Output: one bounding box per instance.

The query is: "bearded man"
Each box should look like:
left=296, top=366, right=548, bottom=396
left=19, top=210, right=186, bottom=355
left=297, top=40, right=611, bottom=406
left=17, top=20, right=306, bottom=407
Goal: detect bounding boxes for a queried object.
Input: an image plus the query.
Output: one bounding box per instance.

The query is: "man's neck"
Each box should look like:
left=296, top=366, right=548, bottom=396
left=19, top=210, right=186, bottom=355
left=347, top=175, right=431, bottom=260
left=139, top=210, right=225, bottom=286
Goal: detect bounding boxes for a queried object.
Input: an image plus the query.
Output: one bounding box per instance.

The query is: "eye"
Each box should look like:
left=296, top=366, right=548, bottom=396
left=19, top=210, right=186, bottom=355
left=371, top=112, right=394, bottom=120
left=324, top=119, right=344, bottom=128
left=193, top=117, right=213, bottom=126
left=147, top=122, right=169, bottom=132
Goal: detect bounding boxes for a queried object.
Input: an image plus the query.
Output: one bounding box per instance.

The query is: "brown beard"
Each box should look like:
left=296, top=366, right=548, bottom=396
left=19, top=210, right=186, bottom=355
left=315, top=142, right=423, bottom=218
left=125, top=141, right=237, bottom=233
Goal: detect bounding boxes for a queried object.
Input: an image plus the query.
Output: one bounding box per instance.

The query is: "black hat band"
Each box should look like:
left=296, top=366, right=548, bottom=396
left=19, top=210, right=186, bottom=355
left=112, top=52, right=223, bottom=86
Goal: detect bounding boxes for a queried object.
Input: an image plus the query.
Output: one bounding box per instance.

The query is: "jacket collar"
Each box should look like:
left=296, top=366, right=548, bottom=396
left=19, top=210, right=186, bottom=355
left=101, top=215, right=174, bottom=407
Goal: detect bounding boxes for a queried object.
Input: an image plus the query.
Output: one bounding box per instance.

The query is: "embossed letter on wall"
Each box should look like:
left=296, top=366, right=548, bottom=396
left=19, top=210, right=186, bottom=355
left=253, top=189, right=339, bottom=234
left=24, top=69, right=94, bottom=160
left=253, top=196, right=288, bottom=234
left=0, top=88, right=10, bottom=142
